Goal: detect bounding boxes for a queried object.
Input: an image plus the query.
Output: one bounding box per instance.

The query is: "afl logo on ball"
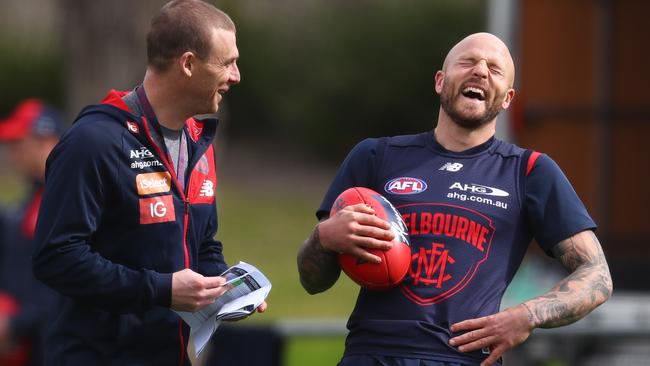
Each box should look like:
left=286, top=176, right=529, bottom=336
left=385, top=177, right=427, bottom=195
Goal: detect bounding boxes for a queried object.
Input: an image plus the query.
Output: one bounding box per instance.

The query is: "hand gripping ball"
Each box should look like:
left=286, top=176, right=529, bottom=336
left=330, top=187, right=411, bottom=290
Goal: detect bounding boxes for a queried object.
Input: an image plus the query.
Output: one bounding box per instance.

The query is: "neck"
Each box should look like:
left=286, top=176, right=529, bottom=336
left=142, top=69, right=189, bottom=130
left=434, top=108, right=496, bottom=152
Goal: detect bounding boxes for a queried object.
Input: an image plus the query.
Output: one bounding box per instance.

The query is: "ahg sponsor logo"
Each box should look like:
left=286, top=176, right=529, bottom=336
left=139, top=195, right=175, bottom=224
left=131, top=160, right=163, bottom=170
left=136, top=172, right=171, bottom=195
left=130, top=147, right=154, bottom=160
left=129, top=147, right=163, bottom=170
left=385, top=177, right=427, bottom=195
left=449, top=182, right=509, bottom=197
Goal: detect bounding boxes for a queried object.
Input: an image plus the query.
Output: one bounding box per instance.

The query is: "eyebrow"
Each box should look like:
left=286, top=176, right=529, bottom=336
left=458, top=56, right=504, bottom=69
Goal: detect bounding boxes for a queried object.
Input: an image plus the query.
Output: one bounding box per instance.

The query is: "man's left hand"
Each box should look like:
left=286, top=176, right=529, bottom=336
left=449, top=304, right=534, bottom=366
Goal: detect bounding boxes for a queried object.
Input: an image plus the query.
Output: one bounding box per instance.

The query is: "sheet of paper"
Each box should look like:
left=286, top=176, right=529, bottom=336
left=174, top=261, right=272, bottom=358
left=190, top=315, right=219, bottom=357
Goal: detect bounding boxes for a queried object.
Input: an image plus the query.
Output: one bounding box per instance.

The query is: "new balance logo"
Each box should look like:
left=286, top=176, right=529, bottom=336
left=439, top=162, right=463, bottom=172
left=200, top=180, right=214, bottom=197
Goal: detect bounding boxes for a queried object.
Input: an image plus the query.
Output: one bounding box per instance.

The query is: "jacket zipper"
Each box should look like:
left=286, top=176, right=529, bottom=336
left=141, top=117, right=191, bottom=365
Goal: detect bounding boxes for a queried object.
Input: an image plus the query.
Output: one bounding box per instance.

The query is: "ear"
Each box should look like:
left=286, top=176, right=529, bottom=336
left=179, top=51, right=195, bottom=77
left=501, top=88, right=516, bottom=109
left=434, top=71, right=444, bottom=95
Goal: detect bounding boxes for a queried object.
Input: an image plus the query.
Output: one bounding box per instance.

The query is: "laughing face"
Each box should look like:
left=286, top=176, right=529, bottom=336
left=435, top=33, right=515, bottom=129
left=190, top=28, right=241, bottom=114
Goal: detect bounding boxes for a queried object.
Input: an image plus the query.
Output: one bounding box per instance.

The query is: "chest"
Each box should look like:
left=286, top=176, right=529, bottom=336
left=373, top=150, right=526, bottom=255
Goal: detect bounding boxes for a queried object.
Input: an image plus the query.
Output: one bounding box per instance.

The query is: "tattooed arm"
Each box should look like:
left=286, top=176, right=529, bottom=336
left=449, top=230, right=613, bottom=366
left=297, top=204, right=394, bottom=295
left=297, top=223, right=342, bottom=295
left=523, top=229, right=612, bottom=328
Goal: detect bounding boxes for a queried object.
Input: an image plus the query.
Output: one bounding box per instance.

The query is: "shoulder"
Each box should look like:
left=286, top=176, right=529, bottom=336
left=490, top=138, right=528, bottom=158
left=527, top=153, right=565, bottom=179
left=64, top=105, right=128, bottom=148
left=49, top=106, right=128, bottom=167
left=386, top=132, right=430, bottom=148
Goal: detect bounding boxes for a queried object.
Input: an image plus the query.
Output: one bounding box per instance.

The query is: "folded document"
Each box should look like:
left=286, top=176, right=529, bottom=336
left=175, top=261, right=272, bottom=357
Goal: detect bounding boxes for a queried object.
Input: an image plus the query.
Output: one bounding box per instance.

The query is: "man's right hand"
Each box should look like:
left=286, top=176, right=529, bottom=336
left=317, top=203, right=395, bottom=264
left=170, top=269, right=230, bottom=312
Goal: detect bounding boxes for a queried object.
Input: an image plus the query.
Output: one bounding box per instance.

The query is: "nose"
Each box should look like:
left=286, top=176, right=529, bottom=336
left=229, top=62, right=241, bottom=85
left=472, top=59, right=489, bottom=79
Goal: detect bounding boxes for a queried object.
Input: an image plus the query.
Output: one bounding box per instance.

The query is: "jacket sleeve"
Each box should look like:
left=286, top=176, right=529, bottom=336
left=197, top=201, right=228, bottom=277
left=32, top=121, right=172, bottom=313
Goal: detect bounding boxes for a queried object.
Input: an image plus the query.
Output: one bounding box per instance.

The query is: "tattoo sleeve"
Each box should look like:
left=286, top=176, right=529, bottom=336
left=524, top=230, right=613, bottom=328
left=297, top=222, right=342, bottom=294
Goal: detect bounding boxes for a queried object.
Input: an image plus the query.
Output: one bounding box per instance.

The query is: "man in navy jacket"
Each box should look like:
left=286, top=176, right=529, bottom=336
left=33, top=1, right=265, bottom=364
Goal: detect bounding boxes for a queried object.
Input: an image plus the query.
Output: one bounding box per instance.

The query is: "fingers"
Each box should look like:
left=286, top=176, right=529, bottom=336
left=202, top=282, right=230, bottom=299
left=341, top=204, right=393, bottom=231
left=347, top=246, right=382, bottom=264
left=319, top=206, right=395, bottom=259
left=257, top=301, right=267, bottom=313
left=450, top=316, right=487, bottom=332
left=450, top=310, right=529, bottom=364
left=344, top=203, right=375, bottom=215
left=352, top=221, right=395, bottom=242
left=451, top=332, right=495, bottom=353
left=203, top=275, right=228, bottom=289
left=480, top=345, right=506, bottom=366
left=172, top=271, right=233, bottom=312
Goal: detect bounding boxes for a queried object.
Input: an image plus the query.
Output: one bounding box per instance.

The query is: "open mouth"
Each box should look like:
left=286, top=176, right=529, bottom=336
left=461, top=86, right=486, bottom=101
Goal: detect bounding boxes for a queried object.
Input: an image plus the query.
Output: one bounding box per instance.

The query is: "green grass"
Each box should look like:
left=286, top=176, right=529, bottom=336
left=216, top=182, right=360, bottom=320
left=0, top=174, right=24, bottom=205
left=284, top=337, right=346, bottom=366
left=215, top=182, right=355, bottom=365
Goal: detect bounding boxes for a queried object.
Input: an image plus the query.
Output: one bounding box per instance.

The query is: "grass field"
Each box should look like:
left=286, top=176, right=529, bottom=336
left=212, top=178, right=357, bottom=365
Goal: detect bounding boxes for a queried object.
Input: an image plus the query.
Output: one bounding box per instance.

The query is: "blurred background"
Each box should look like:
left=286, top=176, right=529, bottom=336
left=0, top=0, right=648, bottom=365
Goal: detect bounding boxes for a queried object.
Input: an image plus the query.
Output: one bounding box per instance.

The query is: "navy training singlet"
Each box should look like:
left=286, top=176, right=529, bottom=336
left=318, top=131, right=595, bottom=365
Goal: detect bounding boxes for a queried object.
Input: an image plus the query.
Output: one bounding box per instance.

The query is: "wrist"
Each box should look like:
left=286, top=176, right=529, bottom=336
left=521, top=302, right=538, bottom=329
left=312, top=222, right=338, bottom=255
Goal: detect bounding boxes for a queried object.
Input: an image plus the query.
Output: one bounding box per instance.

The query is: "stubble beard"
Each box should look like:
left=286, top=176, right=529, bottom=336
left=440, top=84, right=503, bottom=130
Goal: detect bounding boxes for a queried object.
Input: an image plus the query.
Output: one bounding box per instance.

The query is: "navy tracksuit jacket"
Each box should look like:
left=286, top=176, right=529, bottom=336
left=33, top=90, right=227, bottom=365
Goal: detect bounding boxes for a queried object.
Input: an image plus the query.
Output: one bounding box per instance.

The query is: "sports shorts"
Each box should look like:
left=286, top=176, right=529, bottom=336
left=338, top=355, right=473, bottom=366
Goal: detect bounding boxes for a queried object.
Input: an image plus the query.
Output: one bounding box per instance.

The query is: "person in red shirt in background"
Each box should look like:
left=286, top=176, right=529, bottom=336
left=0, top=99, right=63, bottom=366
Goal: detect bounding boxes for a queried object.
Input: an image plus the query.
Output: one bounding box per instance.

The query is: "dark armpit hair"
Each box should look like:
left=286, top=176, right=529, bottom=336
left=147, top=0, right=235, bottom=72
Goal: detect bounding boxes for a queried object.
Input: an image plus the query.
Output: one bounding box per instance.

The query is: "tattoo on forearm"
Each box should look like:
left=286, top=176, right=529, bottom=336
left=526, top=231, right=612, bottom=329
left=297, top=224, right=341, bottom=294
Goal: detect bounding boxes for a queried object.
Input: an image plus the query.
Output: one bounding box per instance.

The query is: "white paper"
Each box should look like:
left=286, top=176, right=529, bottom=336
left=175, top=261, right=272, bottom=357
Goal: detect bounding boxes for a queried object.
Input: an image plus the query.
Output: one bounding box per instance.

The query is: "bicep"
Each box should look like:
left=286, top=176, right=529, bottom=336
left=551, top=230, right=607, bottom=273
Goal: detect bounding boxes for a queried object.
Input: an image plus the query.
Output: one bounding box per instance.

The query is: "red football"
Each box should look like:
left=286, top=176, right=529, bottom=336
left=330, top=187, right=411, bottom=290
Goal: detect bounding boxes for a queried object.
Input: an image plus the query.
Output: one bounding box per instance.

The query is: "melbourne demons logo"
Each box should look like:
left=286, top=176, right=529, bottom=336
left=397, top=203, right=495, bottom=305
left=385, top=177, right=427, bottom=195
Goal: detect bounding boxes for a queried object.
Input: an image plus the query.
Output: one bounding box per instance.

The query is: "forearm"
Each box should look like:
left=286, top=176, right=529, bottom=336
left=523, top=231, right=613, bottom=329
left=198, top=238, right=228, bottom=276
left=33, top=242, right=172, bottom=312
left=297, top=224, right=341, bottom=294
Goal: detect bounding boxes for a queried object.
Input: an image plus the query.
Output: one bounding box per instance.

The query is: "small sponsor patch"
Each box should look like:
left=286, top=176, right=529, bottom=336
left=439, top=162, right=464, bottom=172
left=385, top=177, right=427, bottom=195
left=139, top=195, right=175, bottom=224
left=136, top=172, right=171, bottom=195
left=199, top=180, right=214, bottom=197
left=126, top=121, right=139, bottom=134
